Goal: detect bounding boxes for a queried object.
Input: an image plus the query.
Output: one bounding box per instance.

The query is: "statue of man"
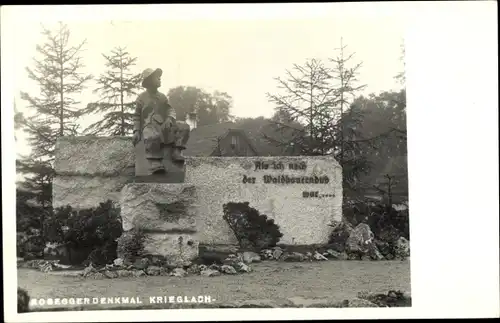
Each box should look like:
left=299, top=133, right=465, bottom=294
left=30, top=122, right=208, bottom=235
left=133, top=68, right=190, bottom=175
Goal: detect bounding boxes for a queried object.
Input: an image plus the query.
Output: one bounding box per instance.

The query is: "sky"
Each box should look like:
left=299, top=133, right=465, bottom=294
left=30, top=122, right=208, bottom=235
left=4, top=4, right=405, bottom=158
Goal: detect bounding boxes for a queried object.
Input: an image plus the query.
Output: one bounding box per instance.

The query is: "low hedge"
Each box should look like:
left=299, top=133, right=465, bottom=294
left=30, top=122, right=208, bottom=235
left=19, top=200, right=123, bottom=267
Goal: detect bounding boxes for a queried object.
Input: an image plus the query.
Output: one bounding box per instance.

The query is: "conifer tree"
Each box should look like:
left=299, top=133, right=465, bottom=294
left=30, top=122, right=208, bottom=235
left=84, top=47, right=142, bottom=136
left=18, top=22, right=92, bottom=210
left=266, top=39, right=371, bottom=197
left=19, top=22, right=93, bottom=161
left=329, top=37, right=367, bottom=162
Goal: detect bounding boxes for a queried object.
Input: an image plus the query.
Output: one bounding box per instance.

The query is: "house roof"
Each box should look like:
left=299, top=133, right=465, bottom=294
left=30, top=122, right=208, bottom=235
left=183, top=119, right=296, bottom=157
left=183, top=121, right=240, bottom=156
left=237, top=119, right=295, bottom=156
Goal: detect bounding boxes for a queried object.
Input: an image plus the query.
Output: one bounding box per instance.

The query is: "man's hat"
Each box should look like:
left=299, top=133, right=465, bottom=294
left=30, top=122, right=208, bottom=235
left=141, top=68, right=163, bottom=87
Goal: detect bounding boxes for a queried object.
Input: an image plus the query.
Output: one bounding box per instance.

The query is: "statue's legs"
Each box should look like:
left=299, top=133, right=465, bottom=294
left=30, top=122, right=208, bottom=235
left=171, top=121, right=191, bottom=162
left=163, top=121, right=190, bottom=163
left=143, top=124, right=166, bottom=174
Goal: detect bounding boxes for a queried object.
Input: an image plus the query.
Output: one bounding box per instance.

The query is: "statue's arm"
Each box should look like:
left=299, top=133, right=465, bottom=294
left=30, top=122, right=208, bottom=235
left=133, top=97, right=143, bottom=133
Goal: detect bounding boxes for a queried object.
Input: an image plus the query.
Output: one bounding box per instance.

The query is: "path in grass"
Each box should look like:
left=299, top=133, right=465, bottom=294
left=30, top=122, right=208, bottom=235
left=18, top=260, right=410, bottom=309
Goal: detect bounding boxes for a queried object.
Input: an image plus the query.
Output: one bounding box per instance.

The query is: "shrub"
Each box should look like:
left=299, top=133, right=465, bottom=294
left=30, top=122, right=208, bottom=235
left=18, top=287, right=30, bottom=313
left=16, top=192, right=52, bottom=259
left=17, top=232, right=28, bottom=258
left=83, top=240, right=119, bottom=267
left=21, top=235, right=45, bottom=259
left=339, top=199, right=410, bottom=258
left=45, top=200, right=123, bottom=267
left=16, top=188, right=44, bottom=234
left=222, top=202, right=283, bottom=251
left=43, top=206, right=71, bottom=244
left=116, top=229, right=146, bottom=264
left=342, top=200, right=409, bottom=242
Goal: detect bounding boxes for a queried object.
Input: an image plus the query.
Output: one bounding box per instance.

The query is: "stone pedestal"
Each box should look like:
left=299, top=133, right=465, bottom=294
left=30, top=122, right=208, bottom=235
left=134, top=141, right=185, bottom=181
left=118, top=183, right=199, bottom=267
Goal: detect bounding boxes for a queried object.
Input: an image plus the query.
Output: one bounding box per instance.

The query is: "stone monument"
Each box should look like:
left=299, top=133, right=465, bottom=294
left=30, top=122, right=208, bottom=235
left=118, top=68, right=199, bottom=267
left=53, top=75, right=343, bottom=260
left=53, top=138, right=343, bottom=249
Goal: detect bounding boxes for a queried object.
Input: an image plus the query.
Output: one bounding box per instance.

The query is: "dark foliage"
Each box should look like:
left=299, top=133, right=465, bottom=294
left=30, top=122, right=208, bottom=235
left=16, top=188, right=50, bottom=259
left=19, top=235, right=45, bottom=259
left=222, top=202, right=283, bottom=251
left=16, top=187, right=47, bottom=258
left=327, top=200, right=409, bottom=257
left=167, top=86, right=233, bottom=125
left=342, top=200, right=409, bottom=241
left=16, top=161, right=54, bottom=208
left=197, top=251, right=226, bottom=266
left=116, top=229, right=146, bottom=264
left=358, top=290, right=411, bottom=307
left=41, top=200, right=123, bottom=266
left=18, top=288, right=31, bottom=313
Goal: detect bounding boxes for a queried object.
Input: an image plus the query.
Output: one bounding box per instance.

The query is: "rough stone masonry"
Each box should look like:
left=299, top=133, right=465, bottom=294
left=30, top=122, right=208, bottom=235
left=120, top=183, right=199, bottom=267
left=53, top=136, right=342, bottom=246
left=185, top=156, right=342, bottom=245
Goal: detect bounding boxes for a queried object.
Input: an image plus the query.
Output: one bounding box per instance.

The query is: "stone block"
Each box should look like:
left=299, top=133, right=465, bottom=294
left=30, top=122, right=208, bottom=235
left=54, top=136, right=134, bottom=176
left=346, top=223, right=375, bottom=254
left=53, top=175, right=130, bottom=209
left=142, top=232, right=199, bottom=267
left=184, top=157, right=342, bottom=245
left=120, top=183, right=197, bottom=232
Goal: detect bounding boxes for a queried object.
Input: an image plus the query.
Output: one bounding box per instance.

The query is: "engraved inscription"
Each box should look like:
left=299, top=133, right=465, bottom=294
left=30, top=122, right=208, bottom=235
left=254, top=160, right=306, bottom=171
left=288, top=162, right=307, bottom=170
left=242, top=175, right=256, bottom=184
left=302, top=191, right=335, bottom=198
left=263, top=175, right=330, bottom=184
left=249, top=160, right=330, bottom=185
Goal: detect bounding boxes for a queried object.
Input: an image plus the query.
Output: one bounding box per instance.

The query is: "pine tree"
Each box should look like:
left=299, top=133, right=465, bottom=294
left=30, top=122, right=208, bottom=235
left=84, top=47, right=142, bottom=136
left=18, top=22, right=92, bottom=211
left=265, top=40, right=374, bottom=198
left=16, top=160, right=54, bottom=208
left=329, top=37, right=367, bottom=162
left=266, top=58, right=338, bottom=156
left=19, top=22, right=93, bottom=161
left=266, top=46, right=367, bottom=158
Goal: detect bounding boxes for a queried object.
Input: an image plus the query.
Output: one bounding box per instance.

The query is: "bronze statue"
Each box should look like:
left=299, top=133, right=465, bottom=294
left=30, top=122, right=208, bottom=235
left=133, top=68, right=190, bottom=175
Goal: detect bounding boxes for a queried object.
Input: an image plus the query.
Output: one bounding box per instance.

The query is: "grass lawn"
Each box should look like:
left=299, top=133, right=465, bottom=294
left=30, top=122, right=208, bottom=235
left=18, top=260, right=411, bottom=310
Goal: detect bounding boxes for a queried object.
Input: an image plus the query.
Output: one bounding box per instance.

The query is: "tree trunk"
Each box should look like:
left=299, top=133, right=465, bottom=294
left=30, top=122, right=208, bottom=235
left=59, top=34, right=64, bottom=137
left=309, top=69, right=314, bottom=154
left=120, top=58, right=125, bottom=136
left=339, top=37, right=344, bottom=164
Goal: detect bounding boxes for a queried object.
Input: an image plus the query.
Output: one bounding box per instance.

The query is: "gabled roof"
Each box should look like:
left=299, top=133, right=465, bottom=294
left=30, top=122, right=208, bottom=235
left=183, top=122, right=240, bottom=156
left=234, top=118, right=295, bottom=156
left=183, top=119, right=297, bottom=157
